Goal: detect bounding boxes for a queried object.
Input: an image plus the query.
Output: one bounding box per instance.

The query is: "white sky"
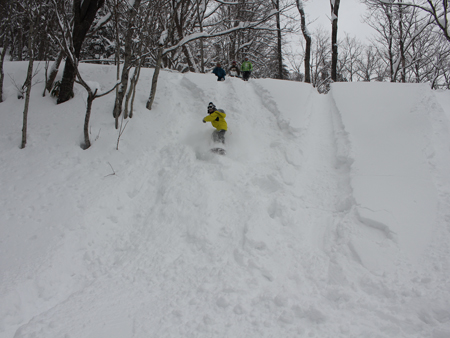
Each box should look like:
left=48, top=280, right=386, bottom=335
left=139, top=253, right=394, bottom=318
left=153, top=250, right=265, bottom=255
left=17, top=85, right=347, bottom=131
left=301, top=0, right=373, bottom=41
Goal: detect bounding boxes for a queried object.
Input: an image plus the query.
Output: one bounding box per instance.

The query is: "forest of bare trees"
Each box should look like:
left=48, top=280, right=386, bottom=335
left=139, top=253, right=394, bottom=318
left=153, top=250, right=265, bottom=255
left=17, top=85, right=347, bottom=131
left=0, top=0, right=449, bottom=146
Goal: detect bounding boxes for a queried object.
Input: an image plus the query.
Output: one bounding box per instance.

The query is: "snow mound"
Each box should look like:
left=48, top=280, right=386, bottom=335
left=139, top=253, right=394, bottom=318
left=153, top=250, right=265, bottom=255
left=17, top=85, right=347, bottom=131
left=1, top=61, right=450, bottom=338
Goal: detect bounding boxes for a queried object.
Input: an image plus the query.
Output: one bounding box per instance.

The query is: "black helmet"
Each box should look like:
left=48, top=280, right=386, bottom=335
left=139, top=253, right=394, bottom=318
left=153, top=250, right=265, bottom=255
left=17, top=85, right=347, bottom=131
left=207, top=102, right=216, bottom=110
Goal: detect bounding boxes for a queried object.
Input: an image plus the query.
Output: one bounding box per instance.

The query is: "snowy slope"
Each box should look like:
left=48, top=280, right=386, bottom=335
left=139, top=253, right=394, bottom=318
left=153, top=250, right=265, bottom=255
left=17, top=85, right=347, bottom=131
left=1, top=61, right=450, bottom=338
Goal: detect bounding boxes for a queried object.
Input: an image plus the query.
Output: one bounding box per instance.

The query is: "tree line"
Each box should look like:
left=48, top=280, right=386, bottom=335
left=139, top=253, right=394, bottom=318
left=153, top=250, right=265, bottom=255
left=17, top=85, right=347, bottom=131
left=0, top=0, right=449, bottom=148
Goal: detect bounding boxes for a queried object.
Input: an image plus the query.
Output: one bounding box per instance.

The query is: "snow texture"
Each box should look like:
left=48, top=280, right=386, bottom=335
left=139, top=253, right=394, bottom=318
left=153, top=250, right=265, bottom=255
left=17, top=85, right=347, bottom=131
left=1, top=61, right=450, bottom=338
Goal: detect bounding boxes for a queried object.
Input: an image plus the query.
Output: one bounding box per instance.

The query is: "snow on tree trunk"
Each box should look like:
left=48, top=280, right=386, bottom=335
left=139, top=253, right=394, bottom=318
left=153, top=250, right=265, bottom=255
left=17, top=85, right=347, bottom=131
left=46, top=50, right=64, bottom=93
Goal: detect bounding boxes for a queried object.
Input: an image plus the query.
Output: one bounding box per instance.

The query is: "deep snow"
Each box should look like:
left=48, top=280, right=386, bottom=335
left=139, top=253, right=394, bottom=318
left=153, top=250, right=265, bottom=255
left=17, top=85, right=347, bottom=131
left=1, top=61, right=450, bottom=338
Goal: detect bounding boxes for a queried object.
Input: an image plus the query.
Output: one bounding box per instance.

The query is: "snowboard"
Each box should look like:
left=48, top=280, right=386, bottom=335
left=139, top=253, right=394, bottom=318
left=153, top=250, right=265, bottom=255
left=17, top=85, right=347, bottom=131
left=211, top=147, right=226, bottom=155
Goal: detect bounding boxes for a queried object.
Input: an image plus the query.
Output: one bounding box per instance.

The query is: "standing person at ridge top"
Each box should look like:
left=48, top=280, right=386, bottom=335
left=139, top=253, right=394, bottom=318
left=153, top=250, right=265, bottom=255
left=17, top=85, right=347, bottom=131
left=212, top=62, right=226, bottom=81
left=241, top=57, right=253, bottom=81
left=228, top=61, right=240, bottom=77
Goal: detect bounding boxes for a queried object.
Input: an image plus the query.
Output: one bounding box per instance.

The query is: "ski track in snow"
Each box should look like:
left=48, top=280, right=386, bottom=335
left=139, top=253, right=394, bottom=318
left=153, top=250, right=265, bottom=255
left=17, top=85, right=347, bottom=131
left=1, top=63, right=450, bottom=338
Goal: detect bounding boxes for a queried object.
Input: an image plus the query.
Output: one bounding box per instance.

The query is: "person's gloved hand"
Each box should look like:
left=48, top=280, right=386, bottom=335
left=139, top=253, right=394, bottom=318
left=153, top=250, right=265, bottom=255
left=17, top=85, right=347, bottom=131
left=203, top=119, right=206, bottom=123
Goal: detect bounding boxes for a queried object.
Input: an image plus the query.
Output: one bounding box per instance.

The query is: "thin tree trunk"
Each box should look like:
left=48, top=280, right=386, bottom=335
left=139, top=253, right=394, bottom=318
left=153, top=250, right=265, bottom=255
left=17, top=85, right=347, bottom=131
left=21, top=23, right=34, bottom=149
left=83, top=90, right=96, bottom=149
left=330, top=0, right=341, bottom=82
left=113, top=0, right=120, bottom=128
left=124, top=67, right=136, bottom=118
left=129, top=64, right=141, bottom=118
left=196, top=1, right=205, bottom=73
left=0, top=42, right=8, bottom=102
left=387, top=5, right=395, bottom=82
left=399, top=1, right=406, bottom=82
left=275, top=0, right=283, bottom=79
left=43, top=60, right=49, bottom=97
left=146, top=46, right=163, bottom=110
left=113, top=0, right=141, bottom=123
left=173, top=4, right=195, bottom=72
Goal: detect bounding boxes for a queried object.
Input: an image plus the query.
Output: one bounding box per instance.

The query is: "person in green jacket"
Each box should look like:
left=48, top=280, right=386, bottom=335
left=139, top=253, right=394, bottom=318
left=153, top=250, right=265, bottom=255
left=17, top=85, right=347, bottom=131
left=203, top=102, right=227, bottom=144
left=241, top=57, right=253, bottom=81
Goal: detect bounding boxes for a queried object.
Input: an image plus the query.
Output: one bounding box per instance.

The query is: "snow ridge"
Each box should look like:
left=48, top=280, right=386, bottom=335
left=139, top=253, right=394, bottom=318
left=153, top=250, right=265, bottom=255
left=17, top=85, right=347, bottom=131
left=1, top=62, right=450, bottom=338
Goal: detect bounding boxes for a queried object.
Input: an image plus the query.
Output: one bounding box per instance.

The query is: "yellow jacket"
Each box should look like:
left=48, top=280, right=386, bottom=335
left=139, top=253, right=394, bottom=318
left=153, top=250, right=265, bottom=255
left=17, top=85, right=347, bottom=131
left=203, top=110, right=227, bottom=130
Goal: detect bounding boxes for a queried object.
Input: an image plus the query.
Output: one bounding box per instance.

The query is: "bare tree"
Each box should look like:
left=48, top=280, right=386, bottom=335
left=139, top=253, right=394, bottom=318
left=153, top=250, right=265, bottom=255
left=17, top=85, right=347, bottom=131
left=339, top=34, right=363, bottom=82
left=112, top=0, right=142, bottom=129
left=364, top=0, right=397, bottom=81
left=0, top=0, right=14, bottom=102
left=171, top=0, right=201, bottom=72
left=296, top=0, right=311, bottom=83
left=146, top=31, right=167, bottom=110
left=195, top=0, right=210, bottom=73
left=53, top=0, right=119, bottom=149
left=57, top=0, right=105, bottom=104
left=272, top=0, right=284, bottom=79
left=309, top=28, right=331, bottom=91
left=330, top=0, right=341, bottom=82
left=365, top=0, right=434, bottom=82
left=385, top=0, right=450, bottom=43
left=0, top=44, right=6, bottom=102
left=356, top=45, right=382, bottom=81
left=18, top=0, right=47, bottom=148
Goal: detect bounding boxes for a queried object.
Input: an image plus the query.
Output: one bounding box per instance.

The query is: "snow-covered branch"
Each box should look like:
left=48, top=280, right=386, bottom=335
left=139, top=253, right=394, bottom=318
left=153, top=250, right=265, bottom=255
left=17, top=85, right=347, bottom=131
left=163, top=10, right=277, bottom=55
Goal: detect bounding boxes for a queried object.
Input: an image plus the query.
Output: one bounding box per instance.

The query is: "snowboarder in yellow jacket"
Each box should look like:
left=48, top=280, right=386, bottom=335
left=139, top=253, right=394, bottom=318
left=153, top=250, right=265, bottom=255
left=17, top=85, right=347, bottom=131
left=203, top=102, right=227, bottom=144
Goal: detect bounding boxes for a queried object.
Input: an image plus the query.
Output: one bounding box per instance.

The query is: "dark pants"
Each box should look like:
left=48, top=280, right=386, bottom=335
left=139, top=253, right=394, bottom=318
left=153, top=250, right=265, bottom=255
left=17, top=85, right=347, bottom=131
left=242, top=71, right=251, bottom=81
left=217, top=76, right=225, bottom=81
left=212, top=130, right=226, bottom=144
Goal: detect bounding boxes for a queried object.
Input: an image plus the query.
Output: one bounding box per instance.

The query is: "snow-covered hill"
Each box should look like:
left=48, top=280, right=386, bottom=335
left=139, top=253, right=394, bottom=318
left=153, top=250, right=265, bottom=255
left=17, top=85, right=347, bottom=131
left=1, top=61, right=450, bottom=338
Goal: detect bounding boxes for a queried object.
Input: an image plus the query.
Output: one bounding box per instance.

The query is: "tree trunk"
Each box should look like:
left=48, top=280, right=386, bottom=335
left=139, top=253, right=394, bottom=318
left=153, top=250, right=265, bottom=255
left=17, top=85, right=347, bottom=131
left=83, top=90, right=96, bottom=149
left=46, top=50, right=64, bottom=93
left=398, top=1, right=406, bottom=83
left=112, top=0, right=141, bottom=123
left=57, top=0, right=105, bottom=104
left=21, top=24, right=34, bottom=149
left=297, top=0, right=311, bottom=83
left=330, top=0, right=341, bottom=82
left=0, top=42, right=8, bottom=102
left=386, top=5, right=396, bottom=82
left=113, top=0, right=120, bottom=129
left=196, top=2, right=206, bottom=73
left=275, top=0, right=283, bottom=79
left=173, top=2, right=195, bottom=72
left=129, top=64, right=141, bottom=118
left=124, top=67, right=137, bottom=119
left=146, top=46, right=163, bottom=110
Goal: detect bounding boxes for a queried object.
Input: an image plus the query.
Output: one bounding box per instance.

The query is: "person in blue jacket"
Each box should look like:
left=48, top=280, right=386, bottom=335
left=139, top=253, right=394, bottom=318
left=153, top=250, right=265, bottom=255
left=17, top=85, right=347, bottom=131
left=212, top=62, right=226, bottom=81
